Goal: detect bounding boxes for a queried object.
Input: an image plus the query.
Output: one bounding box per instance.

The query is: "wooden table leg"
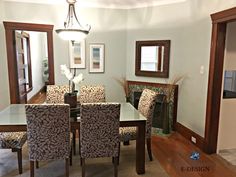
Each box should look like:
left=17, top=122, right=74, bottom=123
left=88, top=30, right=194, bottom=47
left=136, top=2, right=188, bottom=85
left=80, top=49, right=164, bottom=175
left=72, top=130, right=76, bottom=155
left=136, top=121, right=146, bottom=174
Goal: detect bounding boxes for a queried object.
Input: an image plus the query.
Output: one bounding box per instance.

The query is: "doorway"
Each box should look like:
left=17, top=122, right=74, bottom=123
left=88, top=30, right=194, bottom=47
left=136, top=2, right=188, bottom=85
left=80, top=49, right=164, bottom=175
left=204, top=7, right=236, bottom=154
left=3, top=21, right=55, bottom=104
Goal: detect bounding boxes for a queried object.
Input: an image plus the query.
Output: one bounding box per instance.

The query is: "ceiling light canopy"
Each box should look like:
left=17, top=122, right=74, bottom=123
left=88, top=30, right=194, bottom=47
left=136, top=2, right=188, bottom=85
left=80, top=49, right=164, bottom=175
left=56, top=0, right=91, bottom=41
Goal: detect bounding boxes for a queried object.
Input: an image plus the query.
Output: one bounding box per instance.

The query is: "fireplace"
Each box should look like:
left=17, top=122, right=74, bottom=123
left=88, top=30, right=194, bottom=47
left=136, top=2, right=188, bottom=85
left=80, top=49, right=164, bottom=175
left=126, top=80, right=178, bottom=132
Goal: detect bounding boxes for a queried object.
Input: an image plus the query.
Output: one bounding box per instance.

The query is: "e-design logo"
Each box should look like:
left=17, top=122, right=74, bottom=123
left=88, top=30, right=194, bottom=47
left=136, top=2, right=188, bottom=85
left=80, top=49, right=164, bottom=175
left=190, top=152, right=200, bottom=160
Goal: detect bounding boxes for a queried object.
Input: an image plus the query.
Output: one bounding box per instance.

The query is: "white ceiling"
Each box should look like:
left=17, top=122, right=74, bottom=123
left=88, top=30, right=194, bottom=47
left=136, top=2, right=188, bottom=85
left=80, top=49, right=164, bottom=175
left=4, top=0, right=186, bottom=9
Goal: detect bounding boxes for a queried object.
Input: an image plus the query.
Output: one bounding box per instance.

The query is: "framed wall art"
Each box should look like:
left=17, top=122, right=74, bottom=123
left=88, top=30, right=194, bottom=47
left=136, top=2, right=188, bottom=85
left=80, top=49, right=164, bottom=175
left=89, top=44, right=105, bottom=73
left=69, top=40, right=85, bottom=68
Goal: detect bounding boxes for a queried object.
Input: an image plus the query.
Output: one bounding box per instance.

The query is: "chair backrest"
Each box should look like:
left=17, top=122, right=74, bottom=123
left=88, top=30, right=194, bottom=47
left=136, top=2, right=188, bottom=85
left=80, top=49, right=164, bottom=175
left=79, top=85, right=105, bottom=103
left=25, top=104, right=70, bottom=161
left=80, top=103, right=120, bottom=158
left=138, top=89, right=158, bottom=138
left=46, top=85, right=70, bottom=104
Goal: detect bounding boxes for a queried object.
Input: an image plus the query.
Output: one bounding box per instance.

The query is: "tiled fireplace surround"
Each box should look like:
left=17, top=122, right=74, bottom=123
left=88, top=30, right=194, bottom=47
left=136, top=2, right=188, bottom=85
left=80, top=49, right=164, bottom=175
left=127, top=80, right=178, bottom=132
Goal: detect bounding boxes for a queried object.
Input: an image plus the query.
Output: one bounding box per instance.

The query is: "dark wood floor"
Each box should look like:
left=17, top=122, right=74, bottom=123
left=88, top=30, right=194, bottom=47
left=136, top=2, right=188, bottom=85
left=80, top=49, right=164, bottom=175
left=30, top=92, right=236, bottom=177
left=152, top=132, right=236, bottom=177
left=27, top=91, right=46, bottom=104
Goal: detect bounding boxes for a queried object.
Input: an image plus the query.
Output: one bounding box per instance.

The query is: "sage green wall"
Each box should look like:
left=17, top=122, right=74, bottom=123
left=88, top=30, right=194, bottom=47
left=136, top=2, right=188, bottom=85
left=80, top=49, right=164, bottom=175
left=126, top=0, right=236, bottom=137
left=2, top=2, right=127, bottom=104
left=0, top=1, right=10, bottom=110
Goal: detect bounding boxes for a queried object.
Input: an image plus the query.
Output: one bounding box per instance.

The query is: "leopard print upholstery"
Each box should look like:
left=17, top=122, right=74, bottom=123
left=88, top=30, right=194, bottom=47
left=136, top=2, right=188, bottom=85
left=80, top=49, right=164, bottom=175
left=46, top=85, right=70, bottom=104
left=25, top=104, right=70, bottom=161
left=79, top=85, right=106, bottom=103
left=0, top=132, right=27, bottom=149
left=119, top=89, right=158, bottom=141
left=80, top=103, right=120, bottom=158
left=119, top=127, right=136, bottom=141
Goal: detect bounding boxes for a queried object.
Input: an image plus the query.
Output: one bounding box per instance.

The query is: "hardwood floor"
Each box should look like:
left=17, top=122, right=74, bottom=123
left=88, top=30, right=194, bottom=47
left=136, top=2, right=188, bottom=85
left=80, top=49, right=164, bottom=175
left=27, top=91, right=46, bottom=104
left=152, top=133, right=236, bottom=177
left=30, top=92, right=236, bottom=177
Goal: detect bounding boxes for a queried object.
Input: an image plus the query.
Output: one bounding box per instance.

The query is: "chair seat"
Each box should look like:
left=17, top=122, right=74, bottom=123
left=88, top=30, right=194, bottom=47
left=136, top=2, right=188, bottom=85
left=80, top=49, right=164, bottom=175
left=119, top=127, right=137, bottom=141
left=0, top=132, right=27, bottom=149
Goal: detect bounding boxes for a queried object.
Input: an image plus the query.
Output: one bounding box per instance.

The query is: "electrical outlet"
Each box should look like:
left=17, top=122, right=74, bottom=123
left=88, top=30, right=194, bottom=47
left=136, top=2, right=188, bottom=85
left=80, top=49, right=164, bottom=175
left=191, top=136, right=197, bottom=144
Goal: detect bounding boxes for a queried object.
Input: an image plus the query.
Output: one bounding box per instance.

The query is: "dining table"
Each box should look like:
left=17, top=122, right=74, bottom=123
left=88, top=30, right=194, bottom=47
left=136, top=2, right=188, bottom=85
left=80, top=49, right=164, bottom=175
left=0, top=102, right=146, bottom=174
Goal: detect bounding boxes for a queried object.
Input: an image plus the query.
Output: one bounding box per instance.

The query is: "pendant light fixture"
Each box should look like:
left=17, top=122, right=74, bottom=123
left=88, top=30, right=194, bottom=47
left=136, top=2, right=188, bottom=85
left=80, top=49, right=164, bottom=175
left=56, top=0, right=91, bottom=41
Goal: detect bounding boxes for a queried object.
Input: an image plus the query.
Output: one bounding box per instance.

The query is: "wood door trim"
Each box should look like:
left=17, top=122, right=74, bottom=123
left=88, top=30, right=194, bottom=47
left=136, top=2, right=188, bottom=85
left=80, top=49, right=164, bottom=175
left=211, top=7, right=236, bottom=23
left=204, top=7, right=236, bottom=154
left=3, top=21, right=55, bottom=104
left=3, top=21, right=53, bottom=31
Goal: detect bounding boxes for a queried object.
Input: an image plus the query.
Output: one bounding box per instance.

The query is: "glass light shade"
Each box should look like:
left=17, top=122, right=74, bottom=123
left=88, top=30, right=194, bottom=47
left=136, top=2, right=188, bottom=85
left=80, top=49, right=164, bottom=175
left=56, top=29, right=88, bottom=41
left=55, top=0, right=91, bottom=41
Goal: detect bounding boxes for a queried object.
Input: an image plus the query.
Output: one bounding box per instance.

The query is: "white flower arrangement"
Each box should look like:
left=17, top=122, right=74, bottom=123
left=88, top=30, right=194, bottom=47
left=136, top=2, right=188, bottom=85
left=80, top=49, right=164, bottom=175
left=60, top=64, right=83, bottom=93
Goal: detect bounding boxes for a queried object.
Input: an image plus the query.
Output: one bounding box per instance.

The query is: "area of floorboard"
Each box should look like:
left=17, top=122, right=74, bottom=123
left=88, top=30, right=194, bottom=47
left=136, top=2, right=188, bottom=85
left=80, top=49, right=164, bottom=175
left=27, top=91, right=46, bottom=104
left=152, top=133, right=236, bottom=177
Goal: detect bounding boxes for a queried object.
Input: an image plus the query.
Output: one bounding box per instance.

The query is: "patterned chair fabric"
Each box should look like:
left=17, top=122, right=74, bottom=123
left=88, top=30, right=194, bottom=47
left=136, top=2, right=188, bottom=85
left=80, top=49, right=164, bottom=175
left=0, top=132, right=27, bottom=149
left=25, top=104, right=70, bottom=161
left=46, top=85, right=70, bottom=104
left=79, top=85, right=106, bottom=103
left=80, top=103, right=120, bottom=158
left=0, top=131, right=27, bottom=174
left=119, top=89, right=158, bottom=141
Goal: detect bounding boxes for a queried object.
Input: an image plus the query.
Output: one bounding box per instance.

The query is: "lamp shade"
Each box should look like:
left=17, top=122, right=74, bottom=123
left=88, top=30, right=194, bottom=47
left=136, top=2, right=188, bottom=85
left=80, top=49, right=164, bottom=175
left=56, top=0, right=91, bottom=41
left=56, top=29, right=89, bottom=41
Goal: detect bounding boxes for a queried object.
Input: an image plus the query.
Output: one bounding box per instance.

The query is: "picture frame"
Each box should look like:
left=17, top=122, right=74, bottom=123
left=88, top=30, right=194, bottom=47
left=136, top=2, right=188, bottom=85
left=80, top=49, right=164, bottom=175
left=69, top=40, right=86, bottom=68
left=89, top=44, right=105, bottom=73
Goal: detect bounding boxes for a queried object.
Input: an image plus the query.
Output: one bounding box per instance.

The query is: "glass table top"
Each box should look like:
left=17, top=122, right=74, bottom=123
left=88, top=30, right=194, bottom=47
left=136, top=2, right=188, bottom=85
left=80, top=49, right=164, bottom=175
left=119, top=103, right=146, bottom=121
left=0, top=104, right=27, bottom=125
left=0, top=103, right=146, bottom=126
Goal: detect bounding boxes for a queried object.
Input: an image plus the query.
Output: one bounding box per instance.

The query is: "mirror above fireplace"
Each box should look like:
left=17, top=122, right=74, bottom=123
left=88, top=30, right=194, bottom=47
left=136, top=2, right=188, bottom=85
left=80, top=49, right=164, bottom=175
left=135, top=40, right=170, bottom=78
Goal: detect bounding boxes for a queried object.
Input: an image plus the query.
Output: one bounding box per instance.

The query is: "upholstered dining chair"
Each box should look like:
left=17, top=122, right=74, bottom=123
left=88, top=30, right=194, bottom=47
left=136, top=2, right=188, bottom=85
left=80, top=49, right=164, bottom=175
left=25, top=104, right=72, bottom=177
left=80, top=103, right=120, bottom=177
left=119, top=89, right=158, bottom=161
left=45, top=85, right=78, bottom=155
left=0, top=132, right=27, bottom=174
left=46, top=85, right=70, bottom=104
left=79, top=85, right=106, bottom=103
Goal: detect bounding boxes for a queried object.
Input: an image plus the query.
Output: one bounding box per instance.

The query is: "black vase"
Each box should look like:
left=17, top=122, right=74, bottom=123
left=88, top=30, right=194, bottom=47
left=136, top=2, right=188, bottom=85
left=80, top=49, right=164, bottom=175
left=64, top=92, right=77, bottom=108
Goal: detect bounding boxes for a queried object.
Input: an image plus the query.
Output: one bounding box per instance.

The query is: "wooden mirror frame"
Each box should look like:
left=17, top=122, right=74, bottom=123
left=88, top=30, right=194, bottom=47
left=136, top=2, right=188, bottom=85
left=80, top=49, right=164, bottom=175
left=4, top=21, right=55, bottom=104
left=135, top=40, right=170, bottom=78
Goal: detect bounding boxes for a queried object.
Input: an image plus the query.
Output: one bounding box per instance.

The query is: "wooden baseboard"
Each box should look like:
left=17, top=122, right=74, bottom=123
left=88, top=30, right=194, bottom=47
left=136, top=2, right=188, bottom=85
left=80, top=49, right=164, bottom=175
left=27, top=86, right=46, bottom=104
left=175, top=122, right=205, bottom=151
